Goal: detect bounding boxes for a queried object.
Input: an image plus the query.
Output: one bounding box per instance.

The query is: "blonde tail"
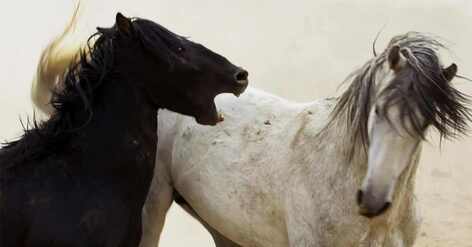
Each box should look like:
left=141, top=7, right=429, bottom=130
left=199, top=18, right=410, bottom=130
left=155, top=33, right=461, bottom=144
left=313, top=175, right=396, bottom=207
left=31, top=1, right=84, bottom=115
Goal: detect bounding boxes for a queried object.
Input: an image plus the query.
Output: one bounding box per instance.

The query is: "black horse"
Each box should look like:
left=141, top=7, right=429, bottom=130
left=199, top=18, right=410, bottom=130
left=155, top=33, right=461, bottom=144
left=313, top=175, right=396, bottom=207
left=0, top=13, right=248, bottom=247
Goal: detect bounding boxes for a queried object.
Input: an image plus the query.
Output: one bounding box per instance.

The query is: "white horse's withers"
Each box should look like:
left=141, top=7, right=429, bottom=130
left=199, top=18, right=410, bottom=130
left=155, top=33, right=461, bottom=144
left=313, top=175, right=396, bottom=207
left=32, top=10, right=470, bottom=246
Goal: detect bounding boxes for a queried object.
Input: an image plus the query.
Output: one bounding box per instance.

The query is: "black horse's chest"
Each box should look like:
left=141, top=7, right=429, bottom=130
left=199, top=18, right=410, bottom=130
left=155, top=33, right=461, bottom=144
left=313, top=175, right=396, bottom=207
left=125, top=134, right=157, bottom=165
left=0, top=130, right=158, bottom=247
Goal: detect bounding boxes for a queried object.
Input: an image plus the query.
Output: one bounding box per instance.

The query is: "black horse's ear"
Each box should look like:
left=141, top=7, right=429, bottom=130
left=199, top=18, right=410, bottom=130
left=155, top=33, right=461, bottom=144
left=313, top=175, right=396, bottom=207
left=97, top=27, right=114, bottom=36
left=443, top=63, right=458, bottom=82
left=115, top=12, right=133, bottom=35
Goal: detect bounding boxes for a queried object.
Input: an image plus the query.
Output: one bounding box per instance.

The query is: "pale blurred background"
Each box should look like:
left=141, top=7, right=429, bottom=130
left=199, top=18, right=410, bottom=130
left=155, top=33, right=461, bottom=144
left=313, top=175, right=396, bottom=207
left=0, top=0, right=471, bottom=246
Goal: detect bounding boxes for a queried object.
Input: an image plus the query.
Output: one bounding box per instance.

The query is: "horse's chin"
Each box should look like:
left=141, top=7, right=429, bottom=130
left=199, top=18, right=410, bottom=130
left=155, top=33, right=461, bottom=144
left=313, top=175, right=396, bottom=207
left=358, top=201, right=391, bottom=218
left=356, top=187, right=393, bottom=219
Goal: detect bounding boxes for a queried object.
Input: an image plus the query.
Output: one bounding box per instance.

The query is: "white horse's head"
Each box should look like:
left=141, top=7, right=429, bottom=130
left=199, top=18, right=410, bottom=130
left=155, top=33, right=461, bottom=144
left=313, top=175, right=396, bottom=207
left=331, top=33, right=471, bottom=218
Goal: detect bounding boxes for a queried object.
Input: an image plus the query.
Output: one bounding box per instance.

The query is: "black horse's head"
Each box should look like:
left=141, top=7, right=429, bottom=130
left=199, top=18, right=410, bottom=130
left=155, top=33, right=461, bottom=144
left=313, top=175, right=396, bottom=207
left=101, top=13, right=248, bottom=125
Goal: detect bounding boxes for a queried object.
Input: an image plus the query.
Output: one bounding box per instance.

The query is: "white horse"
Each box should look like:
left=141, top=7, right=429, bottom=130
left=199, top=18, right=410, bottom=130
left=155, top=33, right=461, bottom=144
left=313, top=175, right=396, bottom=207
left=32, top=11, right=470, bottom=247
left=139, top=34, right=468, bottom=247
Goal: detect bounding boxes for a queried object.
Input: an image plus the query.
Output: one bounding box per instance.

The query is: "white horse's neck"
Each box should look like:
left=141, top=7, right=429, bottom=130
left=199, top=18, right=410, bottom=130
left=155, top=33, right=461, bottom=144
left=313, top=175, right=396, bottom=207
left=297, top=98, right=421, bottom=241
left=298, top=99, right=369, bottom=176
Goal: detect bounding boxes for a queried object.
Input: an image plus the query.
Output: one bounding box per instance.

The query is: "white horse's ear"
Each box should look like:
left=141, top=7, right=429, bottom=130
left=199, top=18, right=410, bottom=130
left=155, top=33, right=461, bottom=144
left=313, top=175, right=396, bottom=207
left=443, top=63, right=458, bottom=82
left=388, top=45, right=405, bottom=70
left=116, top=12, right=133, bottom=35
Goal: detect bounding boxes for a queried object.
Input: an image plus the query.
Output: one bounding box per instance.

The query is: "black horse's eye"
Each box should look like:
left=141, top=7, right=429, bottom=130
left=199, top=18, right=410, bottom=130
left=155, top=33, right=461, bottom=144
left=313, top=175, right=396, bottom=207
left=177, top=47, right=185, bottom=53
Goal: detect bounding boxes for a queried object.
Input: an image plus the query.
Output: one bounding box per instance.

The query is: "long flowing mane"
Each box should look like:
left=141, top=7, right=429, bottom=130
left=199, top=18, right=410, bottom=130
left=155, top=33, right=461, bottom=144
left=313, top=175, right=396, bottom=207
left=0, top=18, right=187, bottom=169
left=328, top=32, right=471, bottom=156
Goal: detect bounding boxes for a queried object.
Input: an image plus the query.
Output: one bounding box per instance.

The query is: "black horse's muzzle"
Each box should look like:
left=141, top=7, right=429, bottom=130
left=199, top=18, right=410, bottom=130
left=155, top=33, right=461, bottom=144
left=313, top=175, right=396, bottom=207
left=232, top=68, right=249, bottom=96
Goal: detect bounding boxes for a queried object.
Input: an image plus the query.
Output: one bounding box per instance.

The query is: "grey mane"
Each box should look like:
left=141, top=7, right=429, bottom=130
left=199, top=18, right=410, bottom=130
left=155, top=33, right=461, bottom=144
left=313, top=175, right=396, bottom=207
left=328, top=32, right=471, bottom=157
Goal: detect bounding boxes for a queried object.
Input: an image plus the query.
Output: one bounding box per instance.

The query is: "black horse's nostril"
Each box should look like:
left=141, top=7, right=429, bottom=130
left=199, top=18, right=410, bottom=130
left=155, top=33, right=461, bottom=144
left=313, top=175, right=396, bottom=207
left=235, top=69, right=249, bottom=82
left=356, top=190, right=363, bottom=206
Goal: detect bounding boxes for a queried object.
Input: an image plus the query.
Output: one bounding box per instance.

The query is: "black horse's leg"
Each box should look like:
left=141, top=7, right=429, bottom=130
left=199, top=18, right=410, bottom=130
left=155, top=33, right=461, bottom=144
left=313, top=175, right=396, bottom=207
left=116, top=214, right=142, bottom=247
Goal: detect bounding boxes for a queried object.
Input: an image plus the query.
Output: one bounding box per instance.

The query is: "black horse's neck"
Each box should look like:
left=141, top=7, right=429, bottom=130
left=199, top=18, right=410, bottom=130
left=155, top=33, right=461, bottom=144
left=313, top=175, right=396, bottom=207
left=61, top=76, right=155, bottom=174
left=62, top=77, right=158, bottom=202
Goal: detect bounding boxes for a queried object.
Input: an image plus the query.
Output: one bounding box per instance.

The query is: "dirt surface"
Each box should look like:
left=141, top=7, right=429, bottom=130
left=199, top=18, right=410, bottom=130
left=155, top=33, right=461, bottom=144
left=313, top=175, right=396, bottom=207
left=0, top=0, right=470, bottom=246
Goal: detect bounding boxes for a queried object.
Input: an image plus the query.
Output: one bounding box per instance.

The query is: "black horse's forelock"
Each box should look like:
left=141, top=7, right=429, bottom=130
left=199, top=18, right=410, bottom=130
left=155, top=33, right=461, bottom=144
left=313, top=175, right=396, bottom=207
left=0, top=18, right=187, bottom=168
left=329, top=32, right=472, bottom=156
left=132, top=18, right=188, bottom=68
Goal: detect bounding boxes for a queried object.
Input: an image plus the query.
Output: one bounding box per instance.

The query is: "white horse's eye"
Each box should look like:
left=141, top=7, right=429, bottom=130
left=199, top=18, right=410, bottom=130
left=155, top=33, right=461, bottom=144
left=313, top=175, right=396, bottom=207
left=375, top=107, right=380, bottom=115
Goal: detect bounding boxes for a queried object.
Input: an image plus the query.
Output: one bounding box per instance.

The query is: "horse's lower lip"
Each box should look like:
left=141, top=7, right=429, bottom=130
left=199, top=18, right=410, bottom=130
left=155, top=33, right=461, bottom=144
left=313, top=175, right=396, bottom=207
left=358, top=202, right=391, bottom=218
left=195, top=101, right=222, bottom=126
left=196, top=115, right=219, bottom=126
left=359, top=207, right=377, bottom=218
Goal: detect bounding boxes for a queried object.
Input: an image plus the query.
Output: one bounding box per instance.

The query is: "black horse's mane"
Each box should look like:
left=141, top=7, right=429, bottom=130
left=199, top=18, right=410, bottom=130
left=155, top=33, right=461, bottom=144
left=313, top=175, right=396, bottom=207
left=327, top=32, right=471, bottom=158
left=0, top=17, right=186, bottom=169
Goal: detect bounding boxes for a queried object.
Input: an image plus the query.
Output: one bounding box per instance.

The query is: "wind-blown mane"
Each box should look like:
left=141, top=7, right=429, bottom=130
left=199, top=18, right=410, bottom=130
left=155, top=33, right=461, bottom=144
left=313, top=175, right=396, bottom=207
left=328, top=32, right=471, bottom=156
left=0, top=30, right=115, bottom=170
left=0, top=17, right=188, bottom=169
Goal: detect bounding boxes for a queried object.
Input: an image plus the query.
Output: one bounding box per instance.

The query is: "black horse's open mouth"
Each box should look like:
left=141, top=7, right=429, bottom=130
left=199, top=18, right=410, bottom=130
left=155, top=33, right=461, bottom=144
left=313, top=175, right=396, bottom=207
left=195, top=81, right=248, bottom=126
left=195, top=99, right=223, bottom=126
left=195, top=69, right=248, bottom=126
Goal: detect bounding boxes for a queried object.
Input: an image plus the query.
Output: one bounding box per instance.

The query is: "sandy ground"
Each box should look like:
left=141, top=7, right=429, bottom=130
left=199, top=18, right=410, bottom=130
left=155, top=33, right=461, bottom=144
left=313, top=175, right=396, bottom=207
left=0, top=0, right=471, bottom=246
